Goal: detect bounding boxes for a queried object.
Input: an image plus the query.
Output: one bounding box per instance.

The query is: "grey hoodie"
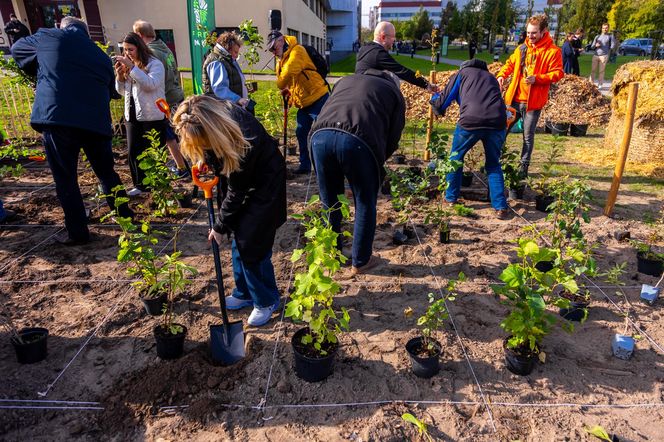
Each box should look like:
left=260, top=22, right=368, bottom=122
left=148, top=39, right=184, bottom=106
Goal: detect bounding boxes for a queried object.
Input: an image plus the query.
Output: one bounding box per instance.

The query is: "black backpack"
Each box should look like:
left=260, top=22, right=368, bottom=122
left=302, top=44, right=329, bottom=79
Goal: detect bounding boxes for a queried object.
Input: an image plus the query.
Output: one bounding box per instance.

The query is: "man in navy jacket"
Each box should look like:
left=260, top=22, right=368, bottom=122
left=12, top=16, right=132, bottom=245
left=430, top=58, right=510, bottom=219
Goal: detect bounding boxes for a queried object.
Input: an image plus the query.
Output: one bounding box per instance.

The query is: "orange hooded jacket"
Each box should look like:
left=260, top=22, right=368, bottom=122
left=497, top=31, right=564, bottom=111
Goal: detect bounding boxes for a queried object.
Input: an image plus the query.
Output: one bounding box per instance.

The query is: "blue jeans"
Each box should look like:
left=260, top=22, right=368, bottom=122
left=0, top=199, right=6, bottom=222
left=231, top=239, right=280, bottom=308
left=295, top=93, right=329, bottom=171
left=311, top=129, right=379, bottom=267
left=42, top=126, right=133, bottom=241
left=445, top=125, right=508, bottom=210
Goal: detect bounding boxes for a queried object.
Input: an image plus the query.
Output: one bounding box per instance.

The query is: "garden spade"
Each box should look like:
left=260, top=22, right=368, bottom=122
left=192, top=165, right=245, bottom=365
left=282, top=90, right=289, bottom=157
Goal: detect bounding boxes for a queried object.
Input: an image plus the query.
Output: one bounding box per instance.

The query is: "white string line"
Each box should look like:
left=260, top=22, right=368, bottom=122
left=37, top=203, right=204, bottom=397
left=0, top=227, right=64, bottom=274
left=0, top=399, right=100, bottom=404
left=260, top=171, right=316, bottom=410
left=407, top=215, right=497, bottom=433
left=159, top=399, right=664, bottom=413
left=476, top=173, right=664, bottom=356
left=0, top=406, right=104, bottom=410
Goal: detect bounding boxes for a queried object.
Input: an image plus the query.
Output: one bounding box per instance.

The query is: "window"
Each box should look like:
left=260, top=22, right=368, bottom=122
left=302, top=33, right=310, bottom=45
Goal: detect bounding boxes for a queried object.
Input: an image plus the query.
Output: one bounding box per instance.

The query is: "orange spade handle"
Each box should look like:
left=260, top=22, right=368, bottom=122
left=191, top=164, right=218, bottom=199
left=155, top=98, right=170, bottom=119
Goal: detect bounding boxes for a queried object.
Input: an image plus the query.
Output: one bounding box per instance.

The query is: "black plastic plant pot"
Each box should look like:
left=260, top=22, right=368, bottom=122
left=393, top=154, right=406, bottom=164
left=503, top=338, right=537, bottom=376
left=405, top=336, right=441, bottom=378
left=11, top=328, right=48, bottom=364
left=544, top=121, right=552, bottom=134
left=559, top=300, right=589, bottom=322
left=403, top=225, right=415, bottom=239
left=287, top=146, right=297, bottom=156
left=177, top=193, right=193, bottom=208
left=508, top=186, right=525, bottom=200
left=292, top=327, right=338, bottom=382
left=550, top=122, right=569, bottom=136
left=535, top=260, right=554, bottom=273
left=636, top=252, right=664, bottom=277
left=461, top=172, right=473, bottom=187
left=154, top=324, right=187, bottom=360
left=381, top=179, right=391, bottom=195
left=393, top=228, right=408, bottom=245
left=409, top=166, right=422, bottom=176
left=535, top=194, right=555, bottom=213
left=614, top=230, right=630, bottom=241
left=439, top=228, right=451, bottom=244
left=141, top=292, right=167, bottom=316
left=570, top=123, right=589, bottom=137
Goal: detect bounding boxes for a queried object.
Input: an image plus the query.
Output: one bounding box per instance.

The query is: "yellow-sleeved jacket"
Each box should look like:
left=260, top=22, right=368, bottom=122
left=276, top=35, right=328, bottom=109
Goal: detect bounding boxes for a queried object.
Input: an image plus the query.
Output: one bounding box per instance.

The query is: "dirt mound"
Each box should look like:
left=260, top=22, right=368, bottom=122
left=541, top=74, right=610, bottom=126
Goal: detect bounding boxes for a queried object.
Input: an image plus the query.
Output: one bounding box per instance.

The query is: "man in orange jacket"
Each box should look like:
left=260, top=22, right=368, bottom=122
left=497, top=14, right=563, bottom=177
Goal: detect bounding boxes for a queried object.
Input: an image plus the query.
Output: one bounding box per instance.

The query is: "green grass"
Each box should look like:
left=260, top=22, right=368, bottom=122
left=331, top=53, right=458, bottom=76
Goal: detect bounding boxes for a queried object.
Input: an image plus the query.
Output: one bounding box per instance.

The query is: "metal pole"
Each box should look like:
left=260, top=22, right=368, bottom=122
left=604, top=82, right=639, bottom=217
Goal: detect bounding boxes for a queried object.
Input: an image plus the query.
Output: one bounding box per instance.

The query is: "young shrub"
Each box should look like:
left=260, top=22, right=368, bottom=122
left=159, top=246, right=197, bottom=335
left=417, top=273, right=465, bottom=353
left=285, top=195, right=352, bottom=356
left=137, top=129, right=180, bottom=217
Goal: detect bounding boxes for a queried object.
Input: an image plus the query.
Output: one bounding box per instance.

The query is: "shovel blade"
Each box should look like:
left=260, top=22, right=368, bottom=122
left=210, top=321, right=245, bottom=365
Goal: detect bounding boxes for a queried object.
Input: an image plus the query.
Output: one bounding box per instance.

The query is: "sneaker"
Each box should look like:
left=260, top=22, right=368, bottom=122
left=225, top=295, right=253, bottom=310
left=495, top=208, right=511, bottom=220
left=247, top=302, right=280, bottom=327
left=351, top=254, right=382, bottom=276
left=174, top=168, right=191, bottom=180
left=127, top=188, right=143, bottom=197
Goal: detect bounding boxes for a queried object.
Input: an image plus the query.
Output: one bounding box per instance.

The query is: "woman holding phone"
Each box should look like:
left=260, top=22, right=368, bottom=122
left=114, top=31, right=167, bottom=196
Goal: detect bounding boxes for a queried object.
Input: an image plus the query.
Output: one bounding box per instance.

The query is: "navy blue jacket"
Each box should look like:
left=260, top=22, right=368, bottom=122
left=11, top=23, right=116, bottom=137
left=562, top=41, right=575, bottom=74
left=430, top=59, right=506, bottom=131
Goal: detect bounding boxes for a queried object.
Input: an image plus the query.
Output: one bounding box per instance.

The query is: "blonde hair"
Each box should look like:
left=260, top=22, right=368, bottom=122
left=133, top=20, right=156, bottom=39
left=173, top=95, right=249, bottom=176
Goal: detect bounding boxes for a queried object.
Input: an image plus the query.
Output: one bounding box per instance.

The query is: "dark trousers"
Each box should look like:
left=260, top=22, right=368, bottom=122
left=295, top=93, right=329, bottom=172
left=125, top=119, right=167, bottom=190
left=42, top=126, right=133, bottom=241
left=311, top=129, right=379, bottom=268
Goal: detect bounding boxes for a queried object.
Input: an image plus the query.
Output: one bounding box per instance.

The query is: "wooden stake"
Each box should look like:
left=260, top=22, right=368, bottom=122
left=424, top=70, right=437, bottom=161
left=604, top=82, right=639, bottom=217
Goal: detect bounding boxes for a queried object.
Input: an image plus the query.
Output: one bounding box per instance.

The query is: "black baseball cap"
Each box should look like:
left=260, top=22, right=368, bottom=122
left=267, top=30, right=283, bottom=50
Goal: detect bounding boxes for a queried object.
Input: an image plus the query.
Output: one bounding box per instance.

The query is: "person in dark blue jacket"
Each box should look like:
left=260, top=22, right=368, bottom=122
left=430, top=58, right=510, bottom=219
left=562, top=32, right=575, bottom=75
left=11, top=16, right=133, bottom=245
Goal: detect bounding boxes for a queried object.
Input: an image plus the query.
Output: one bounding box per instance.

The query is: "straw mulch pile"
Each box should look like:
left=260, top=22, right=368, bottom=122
left=541, top=75, right=611, bottom=126
left=604, top=61, right=664, bottom=164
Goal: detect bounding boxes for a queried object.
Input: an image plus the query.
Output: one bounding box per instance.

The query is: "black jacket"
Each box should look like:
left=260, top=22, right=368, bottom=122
left=4, top=19, right=30, bottom=46
left=211, top=104, right=287, bottom=263
left=11, top=23, right=116, bottom=137
left=310, top=69, right=406, bottom=169
left=355, top=42, right=428, bottom=89
left=430, top=59, right=506, bottom=131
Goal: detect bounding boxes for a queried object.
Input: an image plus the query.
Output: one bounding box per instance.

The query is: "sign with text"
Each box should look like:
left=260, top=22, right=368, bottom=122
left=187, top=0, right=215, bottom=94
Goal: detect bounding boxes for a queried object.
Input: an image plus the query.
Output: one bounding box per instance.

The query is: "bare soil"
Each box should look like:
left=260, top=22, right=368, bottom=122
left=1, top=142, right=663, bottom=442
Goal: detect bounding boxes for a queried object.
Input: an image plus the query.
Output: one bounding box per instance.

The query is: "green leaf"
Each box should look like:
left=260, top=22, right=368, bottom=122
left=584, top=425, right=612, bottom=441
left=522, top=240, right=539, bottom=257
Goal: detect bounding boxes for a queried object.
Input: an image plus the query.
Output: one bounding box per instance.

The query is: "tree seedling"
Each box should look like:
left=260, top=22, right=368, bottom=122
left=584, top=425, right=616, bottom=442
left=138, top=129, right=180, bottom=217
left=238, top=19, right=263, bottom=83
left=159, top=240, right=197, bottom=335
left=285, top=195, right=352, bottom=356
left=401, top=413, right=433, bottom=442
left=416, top=273, right=465, bottom=354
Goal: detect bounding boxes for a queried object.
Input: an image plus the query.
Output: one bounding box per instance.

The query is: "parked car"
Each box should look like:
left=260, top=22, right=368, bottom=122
left=618, top=38, right=654, bottom=56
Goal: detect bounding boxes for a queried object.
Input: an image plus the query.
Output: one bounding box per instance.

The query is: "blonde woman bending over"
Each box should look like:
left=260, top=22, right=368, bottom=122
left=174, top=95, right=286, bottom=327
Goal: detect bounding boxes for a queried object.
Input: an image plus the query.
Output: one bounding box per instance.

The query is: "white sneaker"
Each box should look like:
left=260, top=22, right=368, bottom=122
left=247, top=302, right=279, bottom=326
left=225, top=295, right=253, bottom=310
left=127, top=188, right=143, bottom=196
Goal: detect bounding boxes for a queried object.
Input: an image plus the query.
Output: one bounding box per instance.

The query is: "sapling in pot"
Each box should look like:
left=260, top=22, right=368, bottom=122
left=388, top=167, right=429, bottom=244
left=528, top=136, right=562, bottom=212
left=501, top=147, right=525, bottom=199
left=238, top=19, right=263, bottom=92
left=405, top=273, right=465, bottom=378
left=137, top=129, right=180, bottom=217
left=285, top=195, right=351, bottom=382
left=2, top=315, right=48, bottom=364
left=631, top=233, right=664, bottom=277
left=153, top=245, right=197, bottom=360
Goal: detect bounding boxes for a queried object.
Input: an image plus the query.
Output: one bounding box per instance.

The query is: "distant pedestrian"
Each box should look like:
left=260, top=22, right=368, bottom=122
left=571, top=28, right=584, bottom=75
left=469, top=38, right=477, bottom=59
left=12, top=16, right=133, bottom=245
left=562, top=32, right=575, bottom=74
left=590, top=23, right=616, bottom=88
left=4, top=14, right=30, bottom=47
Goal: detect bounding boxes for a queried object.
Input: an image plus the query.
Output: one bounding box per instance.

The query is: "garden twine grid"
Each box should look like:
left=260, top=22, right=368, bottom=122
left=1, top=168, right=662, bottom=433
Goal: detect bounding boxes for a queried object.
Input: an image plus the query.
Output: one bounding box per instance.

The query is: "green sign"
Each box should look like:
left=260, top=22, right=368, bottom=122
left=187, top=0, right=215, bottom=95
left=441, top=36, right=449, bottom=57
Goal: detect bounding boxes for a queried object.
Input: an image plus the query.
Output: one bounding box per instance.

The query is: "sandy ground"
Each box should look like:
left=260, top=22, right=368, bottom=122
left=1, top=142, right=663, bottom=442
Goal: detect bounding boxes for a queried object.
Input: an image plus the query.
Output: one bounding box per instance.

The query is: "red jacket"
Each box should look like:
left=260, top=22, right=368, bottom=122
left=497, top=32, right=564, bottom=111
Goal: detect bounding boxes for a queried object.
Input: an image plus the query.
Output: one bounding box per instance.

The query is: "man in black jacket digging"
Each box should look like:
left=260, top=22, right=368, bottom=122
left=356, top=21, right=438, bottom=93
left=310, top=69, right=405, bottom=276
left=430, top=58, right=510, bottom=219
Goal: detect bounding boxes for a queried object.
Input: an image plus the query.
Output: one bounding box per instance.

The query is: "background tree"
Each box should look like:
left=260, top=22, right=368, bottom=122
left=608, top=0, right=664, bottom=58
left=360, top=27, right=373, bottom=43
left=562, top=0, right=614, bottom=44
left=412, top=7, right=435, bottom=41
left=460, top=0, right=483, bottom=45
